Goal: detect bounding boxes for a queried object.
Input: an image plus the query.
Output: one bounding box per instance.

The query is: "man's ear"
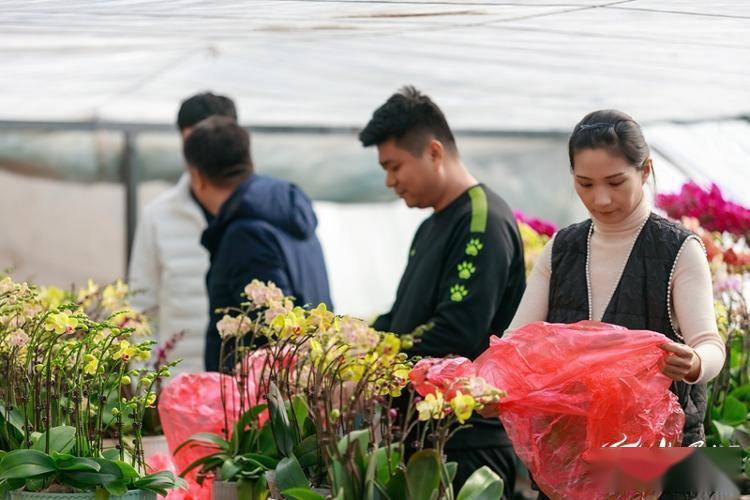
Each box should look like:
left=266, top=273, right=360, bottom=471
left=428, top=139, right=445, bottom=168
left=188, top=166, right=205, bottom=190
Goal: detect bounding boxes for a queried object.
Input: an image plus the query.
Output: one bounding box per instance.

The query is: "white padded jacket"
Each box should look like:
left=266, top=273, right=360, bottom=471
left=128, top=173, right=210, bottom=374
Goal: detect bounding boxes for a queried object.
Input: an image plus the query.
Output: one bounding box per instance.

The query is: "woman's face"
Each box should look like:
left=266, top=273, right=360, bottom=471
left=572, top=148, right=650, bottom=225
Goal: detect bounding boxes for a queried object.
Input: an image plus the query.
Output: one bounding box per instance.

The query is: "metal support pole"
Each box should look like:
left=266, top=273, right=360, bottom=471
left=121, top=131, right=138, bottom=276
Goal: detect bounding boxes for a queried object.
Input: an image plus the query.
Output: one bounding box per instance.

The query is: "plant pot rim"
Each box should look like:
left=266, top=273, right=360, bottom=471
left=9, top=492, right=95, bottom=498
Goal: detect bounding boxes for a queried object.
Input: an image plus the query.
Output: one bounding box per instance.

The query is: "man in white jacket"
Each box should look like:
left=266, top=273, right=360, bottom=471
left=128, top=92, right=237, bottom=374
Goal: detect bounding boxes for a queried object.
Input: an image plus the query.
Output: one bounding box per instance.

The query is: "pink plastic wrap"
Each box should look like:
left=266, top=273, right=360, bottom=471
left=146, top=453, right=207, bottom=500
left=474, top=321, right=685, bottom=499
left=158, top=373, right=243, bottom=499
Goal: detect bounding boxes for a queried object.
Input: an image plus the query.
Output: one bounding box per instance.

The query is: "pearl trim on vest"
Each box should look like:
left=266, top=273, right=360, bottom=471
left=667, top=234, right=706, bottom=341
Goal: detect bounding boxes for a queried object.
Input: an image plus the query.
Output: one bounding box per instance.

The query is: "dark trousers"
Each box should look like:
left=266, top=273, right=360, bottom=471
left=446, top=446, right=517, bottom=500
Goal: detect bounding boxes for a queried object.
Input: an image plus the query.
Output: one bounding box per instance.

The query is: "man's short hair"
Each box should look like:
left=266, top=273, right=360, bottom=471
left=183, top=116, right=253, bottom=187
left=358, top=85, right=457, bottom=156
left=177, top=92, right=237, bottom=131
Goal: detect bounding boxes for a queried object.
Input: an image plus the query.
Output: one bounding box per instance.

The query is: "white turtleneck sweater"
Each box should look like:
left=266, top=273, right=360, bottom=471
left=509, top=195, right=725, bottom=385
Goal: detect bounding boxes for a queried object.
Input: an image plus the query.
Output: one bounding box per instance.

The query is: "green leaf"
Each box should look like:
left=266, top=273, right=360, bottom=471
left=443, top=462, right=458, bottom=485
left=337, top=429, right=370, bottom=457
left=239, top=453, right=279, bottom=470
left=55, top=456, right=101, bottom=473
left=232, top=405, right=268, bottom=455
left=32, top=425, right=76, bottom=454
left=111, top=460, right=140, bottom=481
left=367, top=444, right=400, bottom=487
left=0, top=403, right=25, bottom=447
left=384, top=469, right=407, bottom=500
left=456, top=466, right=504, bottom=500
left=178, top=452, right=227, bottom=478
left=60, top=457, right=126, bottom=494
left=712, top=421, right=737, bottom=445
left=405, top=450, right=441, bottom=500
left=290, top=395, right=310, bottom=433
left=24, top=477, right=46, bottom=492
left=221, top=459, right=241, bottom=481
left=257, top=423, right=277, bottom=456
left=103, top=481, right=129, bottom=496
left=730, top=384, right=750, bottom=404
left=134, top=470, right=188, bottom=493
left=173, top=432, right=229, bottom=456
left=293, top=435, right=321, bottom=470
left=282, top=487, right=326, bottom=500
left=274, top=456, right=308, bottom=492
left=721, top=396, right=748, bottom=426
left=267, top=382, right=295, bottom=457
left=0, top=450, right=57, bottom=480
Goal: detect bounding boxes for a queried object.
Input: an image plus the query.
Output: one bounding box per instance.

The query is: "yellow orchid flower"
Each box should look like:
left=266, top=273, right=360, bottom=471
left=40, top=286, right=68, bottom=309
left=450, top=391, right=476, bottom=424
left=113, top=340, right=137, bottom=360
left=84, top=357, right=99, bottom=376
left=416, top=392, right=445, bottom=421
left=45, top=311, right=79, bottom=334
left=341, top=362, right=365, bottom=382
left=378, top=333, right=401, bottom=358
left=77, top=279, right=99, bottom=303
left=309, top=339, right=324, bottom=362
left=102, top=279, right=129, bottom=310
left=308, top=303, right=334, bottom=330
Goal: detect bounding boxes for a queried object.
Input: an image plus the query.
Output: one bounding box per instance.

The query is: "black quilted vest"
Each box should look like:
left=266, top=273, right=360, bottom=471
left=548, top=212, right=707, bottom=446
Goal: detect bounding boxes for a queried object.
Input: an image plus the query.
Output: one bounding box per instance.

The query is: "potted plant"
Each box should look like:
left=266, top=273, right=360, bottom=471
left=0, top=276, right=186, bottom=499
left=174, top=280, right=507, bottom=499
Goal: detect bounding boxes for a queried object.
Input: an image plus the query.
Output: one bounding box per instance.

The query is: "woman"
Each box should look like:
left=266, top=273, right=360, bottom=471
left=509, top=109, right=725, bottom=446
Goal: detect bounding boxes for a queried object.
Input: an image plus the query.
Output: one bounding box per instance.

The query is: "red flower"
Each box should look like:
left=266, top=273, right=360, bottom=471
left=656, top=182, right=750, bottom=238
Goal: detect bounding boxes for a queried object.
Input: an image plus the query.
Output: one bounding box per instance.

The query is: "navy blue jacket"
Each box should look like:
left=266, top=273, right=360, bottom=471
left=201, top=175, right=332, bottom=371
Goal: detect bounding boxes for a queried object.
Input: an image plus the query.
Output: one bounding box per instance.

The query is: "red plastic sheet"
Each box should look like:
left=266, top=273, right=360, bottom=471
left=474, top=321, right=685, bottom=499
left=158, top=373, right=242, bottom=499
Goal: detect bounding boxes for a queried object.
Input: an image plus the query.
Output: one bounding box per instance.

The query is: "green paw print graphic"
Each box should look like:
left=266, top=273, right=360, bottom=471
left=450, top=284, right=469, bottom=302
left=457, top=261, right=476, bottom=280
left=465, top=238, right=484, bottom=256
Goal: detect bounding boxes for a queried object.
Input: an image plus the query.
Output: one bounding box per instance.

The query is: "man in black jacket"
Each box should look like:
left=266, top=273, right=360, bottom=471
left=184, top=116, right=332, bottom=371
left=360, top=86, right=526, bottom=497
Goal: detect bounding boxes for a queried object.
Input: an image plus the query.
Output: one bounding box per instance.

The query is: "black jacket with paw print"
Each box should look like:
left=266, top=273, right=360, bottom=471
left=373, top=184, right=526, bottom=449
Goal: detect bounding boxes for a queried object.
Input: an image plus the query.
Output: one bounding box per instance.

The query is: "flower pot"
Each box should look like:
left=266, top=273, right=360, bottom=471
left=10, top=493, right=95, bottom=500
left=110, top=491, right=157, bottom=500
left=212, top=480, right=328, bottom=500
left=9, top=491, right=155, bottom=500
left=212, top=481, right=238, bottom=500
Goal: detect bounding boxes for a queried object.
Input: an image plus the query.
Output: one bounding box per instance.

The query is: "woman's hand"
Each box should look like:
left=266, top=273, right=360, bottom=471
left=659, top=342, right=701, bottom=382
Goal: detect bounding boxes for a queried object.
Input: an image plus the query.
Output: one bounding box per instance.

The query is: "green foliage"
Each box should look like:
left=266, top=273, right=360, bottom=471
left=0, top=446, right=186, bottom=495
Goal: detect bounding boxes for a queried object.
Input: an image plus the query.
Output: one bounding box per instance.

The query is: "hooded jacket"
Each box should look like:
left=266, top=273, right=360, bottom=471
left=201, top=174, right=332, bottom=371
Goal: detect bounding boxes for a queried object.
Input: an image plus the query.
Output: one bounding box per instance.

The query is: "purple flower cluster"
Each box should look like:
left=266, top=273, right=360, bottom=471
left=513, top=210, right=557, bottom=237
left=656, top=182, right=750, bottom=238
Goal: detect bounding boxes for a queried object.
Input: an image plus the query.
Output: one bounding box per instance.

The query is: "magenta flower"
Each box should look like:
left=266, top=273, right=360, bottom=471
left=656, top=183, right=750, bottom=238
left=513, top=210, right=557, bottom=237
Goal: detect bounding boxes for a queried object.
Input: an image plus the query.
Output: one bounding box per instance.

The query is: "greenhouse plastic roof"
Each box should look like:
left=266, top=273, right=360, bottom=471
left=2, top=0, right=750, bottom=131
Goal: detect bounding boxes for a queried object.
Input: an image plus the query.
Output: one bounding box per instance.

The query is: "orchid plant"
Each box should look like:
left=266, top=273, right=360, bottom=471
left=657, top=183, right=750, bottom=488
left=176, top=280, right=507, bottom=499
left=0, top=276, right=185, bottom=496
